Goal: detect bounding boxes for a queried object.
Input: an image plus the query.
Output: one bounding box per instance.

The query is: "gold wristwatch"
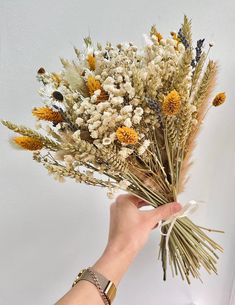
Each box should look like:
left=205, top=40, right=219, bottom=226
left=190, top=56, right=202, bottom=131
left=72, top=268, right=117, bottom=304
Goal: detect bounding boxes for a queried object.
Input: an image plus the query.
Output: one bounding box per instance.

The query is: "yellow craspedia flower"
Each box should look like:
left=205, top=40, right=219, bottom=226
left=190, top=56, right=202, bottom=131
left=12, top=136, right=44, bottom=151
left=162, top=90, right=181, bottom=116
left=116, top=127, right=138, bottom=145
left=86, top=75, right=108, bottom=101
left=212, top=92, right=226, bottom=107
left=32, top=107, right=64, bottom=123
left=87, top=53, right=96, bottom=71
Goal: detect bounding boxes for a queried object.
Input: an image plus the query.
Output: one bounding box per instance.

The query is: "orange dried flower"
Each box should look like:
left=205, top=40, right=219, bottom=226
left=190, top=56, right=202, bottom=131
left=116, top=127, right=138, bottom=145
left=87, top=53, right=96, bottom=70
left=86, top=76, right=108, bottom=101
left=12, top=136, right=44, bottom=151
left=162, top=90, right=181, bottom=116
left=32, top=107, right=64, bottom=123
left=212, top=92, right=226, bottom=107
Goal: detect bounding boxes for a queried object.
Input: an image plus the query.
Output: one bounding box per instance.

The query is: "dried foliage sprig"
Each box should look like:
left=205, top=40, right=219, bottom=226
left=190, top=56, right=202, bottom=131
left=1, top=15, right=227, bottom=283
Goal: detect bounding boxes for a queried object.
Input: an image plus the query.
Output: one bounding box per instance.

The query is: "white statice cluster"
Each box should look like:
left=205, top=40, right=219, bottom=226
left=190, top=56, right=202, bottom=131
left=36, top=31, right=188, bottom=160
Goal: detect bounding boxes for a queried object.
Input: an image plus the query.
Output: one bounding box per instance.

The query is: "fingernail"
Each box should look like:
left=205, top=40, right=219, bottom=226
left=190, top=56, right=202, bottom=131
left=172, top=202, right=182, bottom=213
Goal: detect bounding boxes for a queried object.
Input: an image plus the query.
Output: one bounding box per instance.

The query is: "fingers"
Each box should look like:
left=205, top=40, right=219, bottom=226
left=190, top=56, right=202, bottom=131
left=142, top=202, right=182, bottom=229
left=115, top=194, right=149, bottom=209
left=153, top=202, right=182, bottom=221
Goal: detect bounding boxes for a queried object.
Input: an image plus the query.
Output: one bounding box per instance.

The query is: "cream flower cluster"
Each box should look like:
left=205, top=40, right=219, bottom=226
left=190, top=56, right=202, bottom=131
left=36, top=33, right=188, bottom=160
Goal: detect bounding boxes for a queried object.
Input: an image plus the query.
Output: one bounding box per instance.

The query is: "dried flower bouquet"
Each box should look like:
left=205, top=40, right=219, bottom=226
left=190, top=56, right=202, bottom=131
left=1, top=16, right=226, bottom=283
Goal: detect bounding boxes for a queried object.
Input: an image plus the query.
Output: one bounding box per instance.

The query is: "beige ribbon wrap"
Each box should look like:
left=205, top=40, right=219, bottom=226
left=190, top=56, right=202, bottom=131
left=158, top=200, right=200, bottom=257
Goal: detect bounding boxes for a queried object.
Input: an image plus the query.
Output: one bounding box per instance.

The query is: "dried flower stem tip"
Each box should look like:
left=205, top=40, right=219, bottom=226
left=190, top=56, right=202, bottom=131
left=116, top=126, right=138, bottom=145
left=12, top=136, right=44, bottom=150
left=212, top=92, right=226, bottom=107
left=162, top=90, right=181, bottom=116
left=32, top=107, right=64, bottom=123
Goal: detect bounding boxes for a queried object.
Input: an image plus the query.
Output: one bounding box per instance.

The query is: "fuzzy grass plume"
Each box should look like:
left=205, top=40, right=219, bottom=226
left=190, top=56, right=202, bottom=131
left=1, top=15, right=227, bottom=283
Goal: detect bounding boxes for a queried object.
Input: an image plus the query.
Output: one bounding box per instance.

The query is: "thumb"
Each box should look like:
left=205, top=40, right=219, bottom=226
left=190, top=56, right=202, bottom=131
left=141, top=202, right=182, bottom=228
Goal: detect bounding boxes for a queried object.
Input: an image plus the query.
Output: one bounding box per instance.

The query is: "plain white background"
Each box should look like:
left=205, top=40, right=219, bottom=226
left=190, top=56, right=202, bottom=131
left=0, top=0, right=235, bottom=304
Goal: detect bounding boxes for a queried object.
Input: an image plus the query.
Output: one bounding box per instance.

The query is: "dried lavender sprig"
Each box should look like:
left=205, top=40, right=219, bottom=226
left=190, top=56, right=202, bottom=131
left=191, top=38, right=205, bottom=68
left=177, top=28, right=190, bottom=49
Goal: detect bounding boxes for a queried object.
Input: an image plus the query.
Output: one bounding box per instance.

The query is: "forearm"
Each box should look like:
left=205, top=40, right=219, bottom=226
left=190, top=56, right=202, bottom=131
left=55, top=243, right=138, bottom=305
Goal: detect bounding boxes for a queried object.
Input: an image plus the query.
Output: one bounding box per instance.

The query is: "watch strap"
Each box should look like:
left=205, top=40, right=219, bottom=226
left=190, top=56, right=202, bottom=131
left=72, top=267, right=116, bottom=304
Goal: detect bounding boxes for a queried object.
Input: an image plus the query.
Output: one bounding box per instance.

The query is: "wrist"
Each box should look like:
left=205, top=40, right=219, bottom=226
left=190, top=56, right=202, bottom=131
left=92, top=242, right=138, bottom=285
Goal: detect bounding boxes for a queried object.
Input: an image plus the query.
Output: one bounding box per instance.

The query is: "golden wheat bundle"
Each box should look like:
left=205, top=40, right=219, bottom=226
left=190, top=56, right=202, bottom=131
left=1, top=16, right=226, bottom=283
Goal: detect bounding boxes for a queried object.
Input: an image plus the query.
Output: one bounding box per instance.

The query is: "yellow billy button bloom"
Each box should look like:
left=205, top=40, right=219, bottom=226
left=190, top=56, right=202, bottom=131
left=86, top=75, right=108, bottom=101
left=116, top=127, right=138, bottom=145
left=12, top=136, right=44, bottom=151
left=162, top=90, right=181, bottom=116
left=87, top=53, right=96, bottom=71
left=212, top=92, right=226, bottom=107
left=32, top=107, right=64, bottom=123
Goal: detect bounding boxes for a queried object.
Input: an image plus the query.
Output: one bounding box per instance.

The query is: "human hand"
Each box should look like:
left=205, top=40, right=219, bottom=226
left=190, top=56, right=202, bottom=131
left=55, top=194, right=182, bottom=305
left=106, top=194, right=182, bottom=255
left=92, top=194, right=182, bottom=285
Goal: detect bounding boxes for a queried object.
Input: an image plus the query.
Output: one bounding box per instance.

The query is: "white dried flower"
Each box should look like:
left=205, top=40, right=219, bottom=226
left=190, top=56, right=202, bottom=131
left=94, top=89, right=101, bottom=96
left=138, top=139, right=150, bottom=155
left=124, top=118, right=132, bottom=127
left=90, top=130, right=98, bottom=138
left=75, top=117, right=84, bottom=126
left=97, top=101, right=110, bottom=112
left=118, top=147, right=133, bottom=159
left=102, top=137, right=112, bottom=145
left=72, top=130, right=81, bottom=140
left=143, top=34, right=153, bottom=46
left=73, top=104, right=78, bottom=110
left=132, top=115, right=142, bottom=124
left=134, top=107, right=144, bottom=116
left=103, top=76, right=115, bottom=85
left=121, top=105, right=133, bottom=114
left=115, top=67, right=124, bottom=73
left=130, top=98, right=141, bottom=106
left=89, top=121, right=101, bottom=130
left=111, top=96, right=124, bottom=106
left=119, top=179, right=131, bottom=190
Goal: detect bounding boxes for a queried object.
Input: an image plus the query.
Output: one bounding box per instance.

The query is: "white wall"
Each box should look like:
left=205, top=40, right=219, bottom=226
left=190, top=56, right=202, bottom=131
left=0, top=0, right=235, bottom=304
